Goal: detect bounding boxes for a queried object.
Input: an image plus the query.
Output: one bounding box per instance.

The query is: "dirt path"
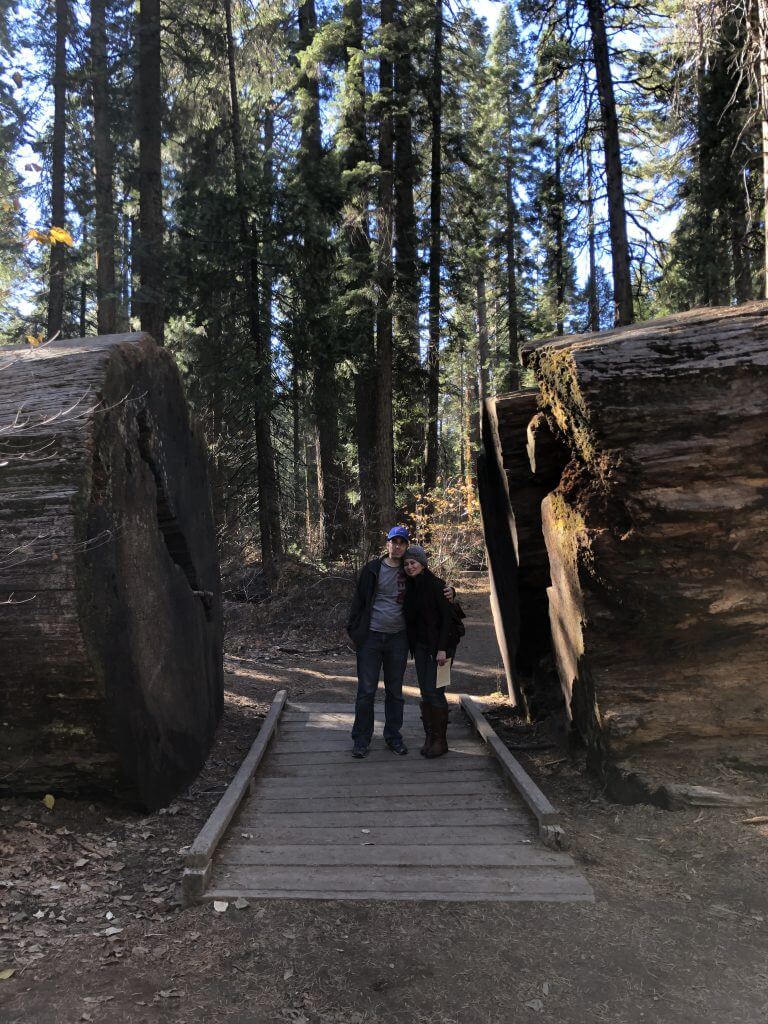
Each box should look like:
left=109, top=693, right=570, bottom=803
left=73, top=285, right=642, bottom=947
left=2, top=575, right=768, bottom=1023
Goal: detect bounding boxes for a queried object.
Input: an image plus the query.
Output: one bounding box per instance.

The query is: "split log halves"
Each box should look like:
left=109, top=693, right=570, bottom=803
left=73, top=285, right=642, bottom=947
left=527, top=303, right=768, bottom=765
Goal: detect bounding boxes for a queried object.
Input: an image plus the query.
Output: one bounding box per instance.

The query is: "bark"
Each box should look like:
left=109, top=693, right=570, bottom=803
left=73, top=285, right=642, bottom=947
left=504, top=88, right=520, bottom=388
left=526, top=303, right=768, bottom=766
left=224, top=0, right=279, bottom=578
left=476, top=271, right=490, bottom=405
left=424, top=0, right=443, bottom=494
left=585, top=137, right=600, bottom=332
left=0, top=334, right=223, bottom=808
left=375, top=0, right=396, bottom=531
left=393, top=0, right=423, bottom=482
left=342, top=0, right=378, bottom=544
left=585, top=0, right=634, bottom=326
left=90, top=0, right=118, bottom=334
left=731, top=200, right=754, bottom=304
left=137, top=0, right=164, bottom=343
left=553, top=83, right=565, bottom=337
left=47, top=0, right=68, bottom=340
left=299, top=0, right=347, bottom=556
left=261, top=108, right=283, bottom=555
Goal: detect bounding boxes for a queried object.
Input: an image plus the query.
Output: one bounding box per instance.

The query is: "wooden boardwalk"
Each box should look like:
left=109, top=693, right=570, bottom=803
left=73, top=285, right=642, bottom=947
left=204, top=701, right=594, bottom=903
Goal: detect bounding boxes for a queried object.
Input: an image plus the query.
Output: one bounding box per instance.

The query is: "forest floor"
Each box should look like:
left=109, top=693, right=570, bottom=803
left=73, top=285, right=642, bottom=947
left=2, top=565, right=768, bottom=1024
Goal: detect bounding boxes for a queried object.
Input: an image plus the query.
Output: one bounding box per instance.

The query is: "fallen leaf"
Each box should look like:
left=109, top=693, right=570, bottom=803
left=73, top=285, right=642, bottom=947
left=525, top=999, right=544, bottom=1012
left=104, top=926, right=123, bottom=937
left=0, top=969, right=15, bottom=981
left=283, top=967, right=294, bottom=980
left=42, top=794, right=55, bottom=810
left=213, top=901, right=228, bottom=913
left=742, top=816, right=768, bottom=825
left=234, top=898, right=249, bottom=910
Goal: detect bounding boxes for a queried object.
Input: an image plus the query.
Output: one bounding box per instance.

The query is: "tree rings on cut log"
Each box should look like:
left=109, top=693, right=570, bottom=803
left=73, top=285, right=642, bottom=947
left=0, top=334, right=223, bottom=808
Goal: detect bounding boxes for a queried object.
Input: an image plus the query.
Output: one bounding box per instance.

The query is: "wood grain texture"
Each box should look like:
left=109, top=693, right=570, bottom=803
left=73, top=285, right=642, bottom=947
left=0, top=334, right=223, bottom=808
left=188, top=701, right=592, bottom=903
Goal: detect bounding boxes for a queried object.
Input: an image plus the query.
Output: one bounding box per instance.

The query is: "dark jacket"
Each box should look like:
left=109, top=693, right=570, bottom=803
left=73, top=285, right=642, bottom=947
left=347, top=557, right=388, bottom=649
left=403, top=569, right=459, bottom=657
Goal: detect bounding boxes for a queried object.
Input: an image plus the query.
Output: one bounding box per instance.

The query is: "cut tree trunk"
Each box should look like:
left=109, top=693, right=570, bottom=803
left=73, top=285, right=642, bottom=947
left=0, top=333, right=223, bottom=809
left=526, top=302, right=768, bottom=767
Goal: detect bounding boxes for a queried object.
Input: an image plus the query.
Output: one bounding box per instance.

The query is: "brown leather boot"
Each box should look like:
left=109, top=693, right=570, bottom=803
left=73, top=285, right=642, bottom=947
left=424, top=706, right=449, bottom=758
left=419, top=701, right=433, bottom=756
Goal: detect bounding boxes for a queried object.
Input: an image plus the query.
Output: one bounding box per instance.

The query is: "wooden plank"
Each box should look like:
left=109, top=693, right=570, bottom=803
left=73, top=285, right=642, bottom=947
left=250, top=793, right=518, bottom=814
left=271, top=738, right=480, bottom=754
left=258, top=763, right=496, bottom=781
left=207, top=864, right=594, bottom=897
left=203, top=888, right=594, bottom=903
left=235, top=809, right=530, bottom=827
left=183, top=690, right=287, bottom=871
left=460, top=695, right=560, bottom=828
left=220, top=825, right=536, bottom=845
left=216, top=844, right=571, bottom=868
left=255, top=767, right=501, bottom=787
left=252, top=779, right=512, bottom=800
left=263, top=748, right=490, bottom=767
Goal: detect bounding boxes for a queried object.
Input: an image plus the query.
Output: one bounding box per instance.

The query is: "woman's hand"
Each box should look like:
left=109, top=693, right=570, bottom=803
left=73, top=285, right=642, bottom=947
left=436, top=650, right=447, bottom=666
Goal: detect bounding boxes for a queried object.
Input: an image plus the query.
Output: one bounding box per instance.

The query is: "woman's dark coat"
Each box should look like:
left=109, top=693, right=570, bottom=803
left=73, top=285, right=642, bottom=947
left=402, top=569, right=460, bottom=656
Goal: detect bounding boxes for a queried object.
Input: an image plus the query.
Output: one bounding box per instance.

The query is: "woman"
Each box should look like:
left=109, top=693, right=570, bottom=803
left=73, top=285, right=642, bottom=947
left=402, top=544, right=463, bottom=759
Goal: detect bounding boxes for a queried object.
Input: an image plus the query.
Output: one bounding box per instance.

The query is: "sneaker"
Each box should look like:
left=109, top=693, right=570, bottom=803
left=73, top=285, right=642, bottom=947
left=386, top=738, right=408, bottom=756
left=351, top=743, right=369, bottom=759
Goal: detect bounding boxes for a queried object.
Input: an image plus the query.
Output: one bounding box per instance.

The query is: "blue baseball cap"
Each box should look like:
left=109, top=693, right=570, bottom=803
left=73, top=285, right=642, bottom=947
left=386, top=526, right=410, bottom=541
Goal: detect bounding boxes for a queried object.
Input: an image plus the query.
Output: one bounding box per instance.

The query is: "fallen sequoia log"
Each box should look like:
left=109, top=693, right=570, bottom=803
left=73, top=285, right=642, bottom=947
left=0, top=333, right=223, bottom=808
left=522, top=303, right=768, bottom=775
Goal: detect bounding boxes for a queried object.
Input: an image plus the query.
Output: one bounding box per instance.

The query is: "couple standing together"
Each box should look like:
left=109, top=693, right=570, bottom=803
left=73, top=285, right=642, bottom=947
left=346, top=525, right=464, bottom=760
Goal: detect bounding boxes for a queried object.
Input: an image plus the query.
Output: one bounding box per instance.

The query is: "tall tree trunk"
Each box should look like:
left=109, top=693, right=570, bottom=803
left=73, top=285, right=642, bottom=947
left=394, top=0, right=423, bottom=488
left=585, top=137, right=600, bottom=332
left=47, top=0, right=68, bottom=340
left=553, top=81, right=565, bottom=337
left=137, top=0, right=164, bottom=343
left=585, top=0, right=634, bottom=326
left=291, top=353, right=304, bottom=541
left=90, top=0, right=117, bottom=334
left=504, top=149, right=520, bottom=388
left=342, top=0, right=378, bottom=546
left=261, top=106, right=283, bottom=555
left=476, top=271, right=490, bottom=404
left=223, top=0, right=279, bottom=579
left=375, top=0, right=396, bottom=531
left=424, top=0, right=443, bottom=494
left=298, top=0, right=346, bottom=556
left=731, top=179, right=754, bottom=303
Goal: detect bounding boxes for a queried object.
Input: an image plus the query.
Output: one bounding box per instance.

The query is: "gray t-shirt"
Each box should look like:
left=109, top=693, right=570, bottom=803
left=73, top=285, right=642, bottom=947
left=368, top=561, right=406, bottom=634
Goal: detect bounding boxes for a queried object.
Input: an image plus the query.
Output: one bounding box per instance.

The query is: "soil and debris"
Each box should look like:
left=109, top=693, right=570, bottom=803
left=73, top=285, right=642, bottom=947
left=1, top=568, right=767, bottom=1023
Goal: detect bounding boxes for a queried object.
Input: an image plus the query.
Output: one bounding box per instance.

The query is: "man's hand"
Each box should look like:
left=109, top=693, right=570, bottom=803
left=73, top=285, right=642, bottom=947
left=443, top=585, right=455, bottom=602
left=436, top=650, right=447, bottom=666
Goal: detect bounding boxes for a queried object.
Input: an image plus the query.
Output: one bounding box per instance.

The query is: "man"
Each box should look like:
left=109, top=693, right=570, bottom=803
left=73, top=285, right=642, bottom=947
left=347, top=526, right=411, bottom=758
left=347, top=527, right=455, bottom=759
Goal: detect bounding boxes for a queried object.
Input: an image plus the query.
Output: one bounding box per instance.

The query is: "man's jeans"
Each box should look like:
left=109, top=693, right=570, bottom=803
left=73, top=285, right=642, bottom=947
left=351, top=629, right=408, bottom=746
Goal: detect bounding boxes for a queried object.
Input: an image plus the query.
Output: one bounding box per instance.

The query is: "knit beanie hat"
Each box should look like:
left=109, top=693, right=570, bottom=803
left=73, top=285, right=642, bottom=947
left=405, top=544, right=428, bottom=567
